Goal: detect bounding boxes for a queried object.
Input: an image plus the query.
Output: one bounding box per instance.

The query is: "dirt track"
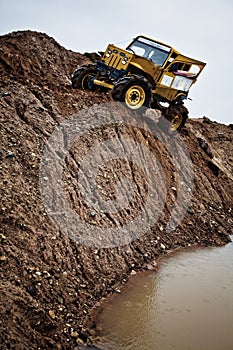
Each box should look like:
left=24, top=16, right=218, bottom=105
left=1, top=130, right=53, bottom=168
left=0, top=31, right=233, bottom=350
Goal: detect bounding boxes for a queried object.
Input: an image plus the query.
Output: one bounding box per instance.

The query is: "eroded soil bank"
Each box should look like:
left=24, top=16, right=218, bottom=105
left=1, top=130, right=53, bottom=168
left=0, top=31, right=233, bottom=349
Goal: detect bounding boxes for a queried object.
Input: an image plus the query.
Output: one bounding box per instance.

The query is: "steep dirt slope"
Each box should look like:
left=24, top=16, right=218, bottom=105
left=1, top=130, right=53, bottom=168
left=0, top=31, right=232, bottom=350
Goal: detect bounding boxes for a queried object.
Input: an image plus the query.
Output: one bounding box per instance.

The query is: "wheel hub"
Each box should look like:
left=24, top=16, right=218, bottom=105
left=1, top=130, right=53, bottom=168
left=170, top=114, right=183, bottom=131
left=82, top=73, right=95, bottom=89
left=125, top=85, right=145, bottom=109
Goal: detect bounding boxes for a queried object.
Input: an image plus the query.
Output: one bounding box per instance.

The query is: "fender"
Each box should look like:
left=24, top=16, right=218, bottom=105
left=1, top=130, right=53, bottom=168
left=129, top=62, right=155, bottom=88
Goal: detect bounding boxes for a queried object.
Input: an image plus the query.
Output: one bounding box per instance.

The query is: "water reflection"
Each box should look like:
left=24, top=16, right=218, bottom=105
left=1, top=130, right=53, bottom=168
left=98, top=240, right=233, bottom=350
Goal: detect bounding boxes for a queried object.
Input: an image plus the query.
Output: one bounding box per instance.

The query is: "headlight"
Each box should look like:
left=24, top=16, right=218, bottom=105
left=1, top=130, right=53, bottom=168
left=106, top=49, right=112, bottom=58
left=122, top=57, right=128, bottom=64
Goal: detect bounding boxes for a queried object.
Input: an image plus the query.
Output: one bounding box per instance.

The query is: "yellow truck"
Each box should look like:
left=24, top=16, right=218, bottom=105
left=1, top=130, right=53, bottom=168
left=71, top=35, right=206, bottom=131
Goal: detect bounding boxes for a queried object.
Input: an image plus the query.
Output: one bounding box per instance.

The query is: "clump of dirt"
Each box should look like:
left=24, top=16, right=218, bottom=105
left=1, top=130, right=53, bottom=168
left=0, top=31, right=232, bottom=350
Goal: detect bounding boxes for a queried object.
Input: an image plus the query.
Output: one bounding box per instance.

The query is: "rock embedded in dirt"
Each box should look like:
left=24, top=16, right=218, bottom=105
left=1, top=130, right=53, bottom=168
left=0, top=30, right=232, bottom=350
left=48, top=310, right=56, bottom=319
left=76, top=337, right=85, bottom=345
left=71, top=331, right=79, bottom=338
left=0, top=255, right=7, bottom=261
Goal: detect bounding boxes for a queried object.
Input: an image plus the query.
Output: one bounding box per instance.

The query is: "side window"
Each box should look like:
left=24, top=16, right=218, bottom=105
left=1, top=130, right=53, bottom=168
left=168, top=62, right=183, bottom=72
left=148, top=49, right=169, bottom=66
left=183, top=64, right=191, bottom=71
left=168, top=62, right=200, bottom=77
left=189, top=64, right=200, bottom=75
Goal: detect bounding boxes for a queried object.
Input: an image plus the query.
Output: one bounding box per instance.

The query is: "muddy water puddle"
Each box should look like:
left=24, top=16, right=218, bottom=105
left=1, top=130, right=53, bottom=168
left=97, top=240, right=233, bottom=350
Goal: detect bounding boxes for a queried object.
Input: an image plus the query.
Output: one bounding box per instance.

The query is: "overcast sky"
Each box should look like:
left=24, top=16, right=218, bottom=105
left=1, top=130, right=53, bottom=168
left=0, top=0, right=232, bottom=124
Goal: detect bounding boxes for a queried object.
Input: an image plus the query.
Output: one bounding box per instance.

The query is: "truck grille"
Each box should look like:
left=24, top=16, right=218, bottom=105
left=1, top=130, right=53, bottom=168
left=102, top=45, right=131, bottom=71
left=107, top=54, right=122, bottom=69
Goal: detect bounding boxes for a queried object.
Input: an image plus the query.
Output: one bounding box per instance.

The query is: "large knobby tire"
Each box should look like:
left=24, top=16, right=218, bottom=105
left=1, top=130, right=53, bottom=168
left=71, top=64, right=97, bottom=90
left=165, top=104, right=188, bottom=132
left=112, top=75, right=152, bottom=111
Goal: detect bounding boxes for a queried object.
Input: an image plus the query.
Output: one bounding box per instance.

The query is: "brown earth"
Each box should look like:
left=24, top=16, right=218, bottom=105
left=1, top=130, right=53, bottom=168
left=0, top=30, right=233, bottom=350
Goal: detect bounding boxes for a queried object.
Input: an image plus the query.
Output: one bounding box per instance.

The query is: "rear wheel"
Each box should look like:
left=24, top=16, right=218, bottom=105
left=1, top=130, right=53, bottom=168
left=112, top=75, right=152, bottom=110
left=165, top=104, right=188, bottom=132
left=170, top=113, right=185, bottom=131
left=71, top=64, right=97, bottom=90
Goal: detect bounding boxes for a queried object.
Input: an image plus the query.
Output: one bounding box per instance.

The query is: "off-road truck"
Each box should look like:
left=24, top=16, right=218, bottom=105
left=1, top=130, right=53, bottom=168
left=71, top=35, right=206, bottom=131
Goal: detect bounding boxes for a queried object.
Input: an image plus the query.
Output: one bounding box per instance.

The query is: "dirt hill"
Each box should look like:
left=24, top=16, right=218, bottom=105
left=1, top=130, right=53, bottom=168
left=0, top=31, right=232, bottom=350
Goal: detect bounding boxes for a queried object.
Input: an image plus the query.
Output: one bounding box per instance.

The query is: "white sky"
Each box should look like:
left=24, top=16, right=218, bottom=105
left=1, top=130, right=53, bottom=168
left=0, top=0, right=232, bottom=125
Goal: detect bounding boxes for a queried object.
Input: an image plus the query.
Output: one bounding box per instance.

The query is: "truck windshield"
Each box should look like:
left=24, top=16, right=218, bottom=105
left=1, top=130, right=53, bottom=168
left=127, top=37, right=171, bottom=66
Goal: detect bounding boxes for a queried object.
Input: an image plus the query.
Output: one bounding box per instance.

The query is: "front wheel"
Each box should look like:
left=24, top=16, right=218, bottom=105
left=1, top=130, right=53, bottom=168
left=112, top=75, right=152, bottom=111
left=71, top=64, right=97, bottom=90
